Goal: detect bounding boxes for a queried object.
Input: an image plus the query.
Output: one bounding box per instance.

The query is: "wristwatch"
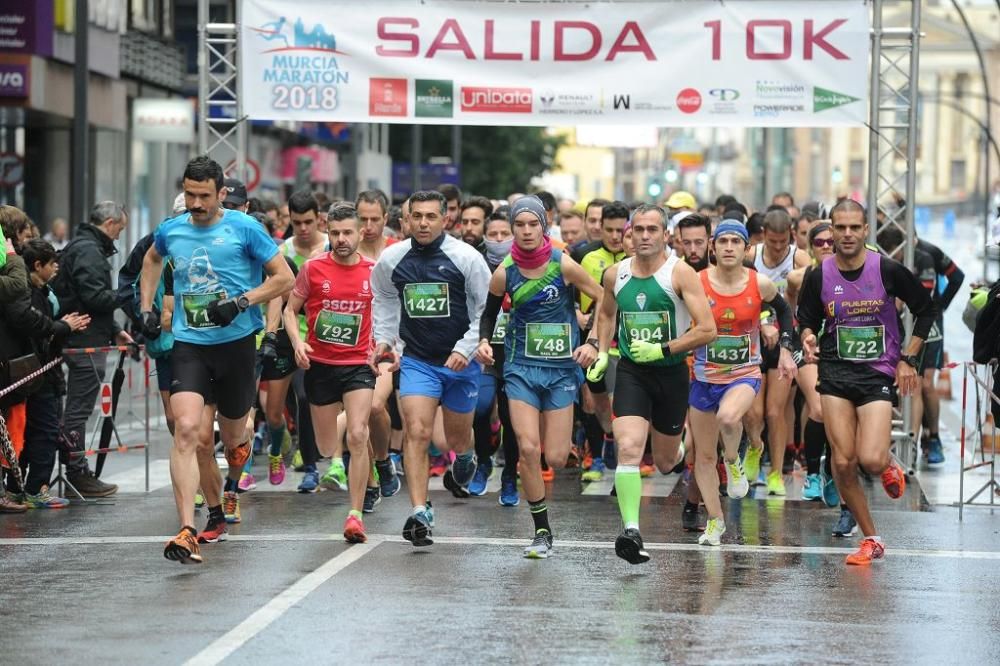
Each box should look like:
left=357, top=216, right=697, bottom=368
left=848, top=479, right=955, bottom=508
left=901, top=354, right=920, bottom=369
left=236, top=294, right=251, bottom=311
left=586, top=338, right=599, bottom=350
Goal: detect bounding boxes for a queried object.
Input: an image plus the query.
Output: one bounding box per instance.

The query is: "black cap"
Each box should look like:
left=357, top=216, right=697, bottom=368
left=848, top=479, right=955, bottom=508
left=224, top=178, right=248, bottom=207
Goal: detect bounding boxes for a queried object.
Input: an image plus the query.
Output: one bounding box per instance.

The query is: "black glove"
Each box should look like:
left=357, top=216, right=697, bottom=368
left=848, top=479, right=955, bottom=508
left=139, top=310, right=161, bottom=340
left=259, top=331, right=279, bottom=361
left=206, top=298, right=242, bottom=327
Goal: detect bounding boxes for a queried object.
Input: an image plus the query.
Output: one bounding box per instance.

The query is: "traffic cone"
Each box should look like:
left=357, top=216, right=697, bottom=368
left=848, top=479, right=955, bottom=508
left=982, top=413, right=1000, bottom=454
left=936, top=352, right=953, bottom=400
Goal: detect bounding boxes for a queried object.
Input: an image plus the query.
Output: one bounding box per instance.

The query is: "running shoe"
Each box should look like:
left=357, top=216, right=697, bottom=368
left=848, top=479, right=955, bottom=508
left=197, top=516, right=228, bottom=544
left=402, top=510, right=433, bottom=547
left=698, top=518, right=726, bottom=546
left=926, top=436, right=945, bottom=464
left=744, top=445, right=763, bottom=486
left=424, top=500, right=435, bottom=527
left=224, top=441, right=251, bottom=470
left=390, top=451, right=404, bottom=476
left=468, top=459, right=493, bottom=496
left=845, top=537, right=885, bottom=566
left=523, top=529, right=554, bottom=559
left=375, top=458, right=401, bottom=498
left=582, top=451, right=593, bottom=471
left=252, top=422, right=266, bottom=455
left=499, top=478, right=520, bottom=507
left=164, top=526, right=202, bottom=564
left=766, top=470, right=786, bottom=496
left=802, top=473, right=823, bottom=501
left=452, top=454, right=477, bottom=486
left=298, top=468, right=320, bottom=493
left=363, top=486, right=381, bottom=513
left=443, top=469, right=470, bottom=498
left=428, top=454, right=448, bottom=477
left=681, top=502, right=704, bottom=532
left=640, top=453, right=656, bottom=478
left=320, top=459, right=348, bottom=491
left=726, top=457, right=749, bottom=499
left=541, top=466, right=555, bottom=483
left=291, top=449, right=304, bottom=471
left=268, top=454, right=286, bottom=485
left=223, top=490, right=241, bottom=524
left=602, top=435, right=617, bottom=470
left=821, top=470, right=840, bottom=507
left=581, top=457, right=605, bottom=482
left=0, top=493, right=27, bottom=513
left=237, top=473, right=256, bottom=492
left=832, top=508, right=857, bottom=537
left=614, top=528, right=650, bottom=564
left=343, top=514, right=367, bottom=543
left=194, top=491, right=206, bottom=509
left=22, top=486, right=69, bottom=509
left=881, top=461, right=906, bottom=499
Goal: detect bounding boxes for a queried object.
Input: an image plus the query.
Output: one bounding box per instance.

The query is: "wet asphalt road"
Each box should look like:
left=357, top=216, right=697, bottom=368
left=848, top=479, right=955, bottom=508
left=2, top=469, right=999, bottom=666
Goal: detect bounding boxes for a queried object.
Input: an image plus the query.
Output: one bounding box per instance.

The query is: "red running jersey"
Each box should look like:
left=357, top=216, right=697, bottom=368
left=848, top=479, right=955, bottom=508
left=293, top=253, right=375, bottom=365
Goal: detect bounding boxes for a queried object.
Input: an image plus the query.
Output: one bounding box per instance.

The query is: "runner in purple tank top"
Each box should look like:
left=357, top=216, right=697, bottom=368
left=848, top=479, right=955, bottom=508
left=796, top=200, right=937, bottom=566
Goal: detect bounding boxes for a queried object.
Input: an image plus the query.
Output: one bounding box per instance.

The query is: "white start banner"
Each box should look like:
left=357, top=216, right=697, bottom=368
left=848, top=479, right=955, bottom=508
left=239, top=0, right=870, bottom=127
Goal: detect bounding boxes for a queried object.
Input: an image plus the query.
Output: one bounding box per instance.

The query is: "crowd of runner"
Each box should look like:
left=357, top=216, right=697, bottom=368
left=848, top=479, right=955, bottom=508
left=0, top=154, right=969, bottom=568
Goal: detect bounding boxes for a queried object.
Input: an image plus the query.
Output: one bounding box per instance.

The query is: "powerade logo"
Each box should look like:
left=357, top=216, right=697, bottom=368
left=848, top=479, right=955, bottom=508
left=460, top=87, right=532, bottom=113
left=756, top=80, right=805, bottom=99
left=814, top=86, right=860, bottom=112
left=754, top=104, right=804, bottom=117
left=251, top=17, right=349, bottom=112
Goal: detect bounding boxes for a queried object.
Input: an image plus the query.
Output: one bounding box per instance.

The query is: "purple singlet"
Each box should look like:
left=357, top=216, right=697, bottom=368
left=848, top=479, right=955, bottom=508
left=820, top=250, right=901, bottom=377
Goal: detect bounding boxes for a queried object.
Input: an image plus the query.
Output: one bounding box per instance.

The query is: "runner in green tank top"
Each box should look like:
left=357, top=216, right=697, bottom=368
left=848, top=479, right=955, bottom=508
left=588, top=204, right=716, bottom=564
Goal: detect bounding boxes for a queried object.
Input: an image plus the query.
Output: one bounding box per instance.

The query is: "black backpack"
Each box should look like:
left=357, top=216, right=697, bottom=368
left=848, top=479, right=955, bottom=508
left=972, top=281, right=1000, bottom=364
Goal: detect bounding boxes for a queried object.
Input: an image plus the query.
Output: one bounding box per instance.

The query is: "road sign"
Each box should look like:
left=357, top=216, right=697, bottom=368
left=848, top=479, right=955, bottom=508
left=99, top=383, right=113, bottom=417
left=225, top=158, right=261, bottom=192
left=0, top=152, right=24, bottom=187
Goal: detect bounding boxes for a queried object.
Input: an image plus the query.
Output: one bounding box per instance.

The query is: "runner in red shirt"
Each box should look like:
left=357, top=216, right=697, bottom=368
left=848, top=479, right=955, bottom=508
left=283, top=202, right=379, bottom=543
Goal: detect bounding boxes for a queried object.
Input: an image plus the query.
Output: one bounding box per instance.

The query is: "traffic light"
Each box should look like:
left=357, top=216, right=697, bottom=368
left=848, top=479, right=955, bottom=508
left=647, top=179, right=663, bottom=198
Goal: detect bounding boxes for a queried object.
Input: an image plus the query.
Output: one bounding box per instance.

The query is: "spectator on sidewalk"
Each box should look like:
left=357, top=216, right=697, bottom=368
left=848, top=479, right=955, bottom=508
left=51, top=202, right=132, bottom=497
left=44, top=217, right=69, bottom=252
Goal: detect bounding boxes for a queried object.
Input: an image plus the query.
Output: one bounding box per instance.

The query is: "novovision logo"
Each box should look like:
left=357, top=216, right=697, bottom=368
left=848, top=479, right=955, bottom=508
left=814, top=86, right=860, bottom=112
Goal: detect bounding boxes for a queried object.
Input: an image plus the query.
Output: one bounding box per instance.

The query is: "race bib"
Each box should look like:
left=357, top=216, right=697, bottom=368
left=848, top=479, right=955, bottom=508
left=707, top=335, right=751, bottom=365
left=837, top=325, right=885, bottom=361
left=403, top=283, right=449, bottom=318
left=525, top=322, right=572, bottom=359
left=314, top=310, right=361, bottom=347
left=622, top=311, right=670, bottom=344
left=181, top=291, right=225, bottom=329
left=491, top=312, right=509, bottom=345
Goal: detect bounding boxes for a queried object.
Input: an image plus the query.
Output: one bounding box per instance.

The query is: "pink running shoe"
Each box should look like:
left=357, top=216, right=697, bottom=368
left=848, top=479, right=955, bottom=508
left=268, top=454, right=286, bottom=485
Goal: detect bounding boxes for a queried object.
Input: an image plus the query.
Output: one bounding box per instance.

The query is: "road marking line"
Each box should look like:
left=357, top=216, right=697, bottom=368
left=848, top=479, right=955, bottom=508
left=183, top=542, right=378, bottom=666
left=3, top=533, right=997, bottom=561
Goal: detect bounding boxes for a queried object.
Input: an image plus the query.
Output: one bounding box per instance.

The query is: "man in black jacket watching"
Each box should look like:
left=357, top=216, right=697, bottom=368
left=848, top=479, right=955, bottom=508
left=52, top=202, right=132, bottom=496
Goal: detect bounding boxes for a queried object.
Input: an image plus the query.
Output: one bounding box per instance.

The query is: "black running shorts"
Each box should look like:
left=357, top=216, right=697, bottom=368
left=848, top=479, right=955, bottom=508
left=612, top=358, right=688, bottom=436
left=303, top=362, right=376, bottom=406
left=816, top=361, right=897, bottom=407
left=170, top=335, right=257, bottom=419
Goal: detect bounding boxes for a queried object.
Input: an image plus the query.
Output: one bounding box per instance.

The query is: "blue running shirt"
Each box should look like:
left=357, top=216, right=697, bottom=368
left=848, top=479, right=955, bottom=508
left=154, top=209, right=278, bottom=344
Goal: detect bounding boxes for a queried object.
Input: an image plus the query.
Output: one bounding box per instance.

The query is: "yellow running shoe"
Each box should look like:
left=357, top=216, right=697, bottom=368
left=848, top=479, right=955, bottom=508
left=766, top=470, right=786, bottom=496
left=223, top=490, right=241, bottom=524
left=744, top=446, right=763, bottom=486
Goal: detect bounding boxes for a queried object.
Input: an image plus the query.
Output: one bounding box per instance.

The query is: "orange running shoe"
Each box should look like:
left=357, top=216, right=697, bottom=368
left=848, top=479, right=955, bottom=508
left=881, top=461, right=906, bottom=499
left=224, top=441, right=252, bottom=469
left=343, top=514, right=367, bottom=543
left=164, top=526, right=202, bottom=564
left=541, top=467, right=555, bottom=482
left=845, top=537, right=885, bottom=565
left=582, top=452, right=594, bottom=470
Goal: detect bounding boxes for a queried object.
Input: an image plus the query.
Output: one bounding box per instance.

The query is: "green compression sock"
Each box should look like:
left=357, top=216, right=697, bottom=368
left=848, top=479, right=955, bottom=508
left=615, top=465, right=642, bottom=530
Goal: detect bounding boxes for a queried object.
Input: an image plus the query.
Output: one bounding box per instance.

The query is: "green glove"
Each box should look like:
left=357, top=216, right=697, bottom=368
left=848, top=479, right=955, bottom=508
left=586, top=351, right=609, bottom=383
left=971, top=288, right=989, bottom=311
left=630, top=339, right=665, bottom=363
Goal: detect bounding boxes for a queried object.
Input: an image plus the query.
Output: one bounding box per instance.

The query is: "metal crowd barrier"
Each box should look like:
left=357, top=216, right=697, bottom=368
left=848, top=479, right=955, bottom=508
left=957, top=360, right=999, bottom=520
left=56, top=345, right=152, bottom=501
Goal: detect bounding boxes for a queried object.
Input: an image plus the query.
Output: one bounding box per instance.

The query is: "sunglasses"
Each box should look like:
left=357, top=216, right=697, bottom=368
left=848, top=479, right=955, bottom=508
left=812, top=238, right=835, bottom=248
